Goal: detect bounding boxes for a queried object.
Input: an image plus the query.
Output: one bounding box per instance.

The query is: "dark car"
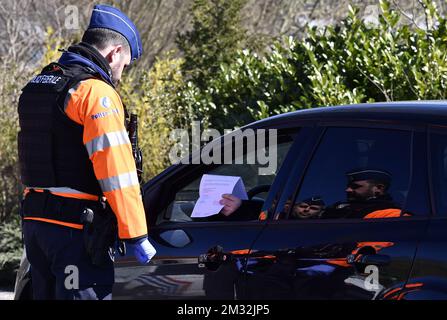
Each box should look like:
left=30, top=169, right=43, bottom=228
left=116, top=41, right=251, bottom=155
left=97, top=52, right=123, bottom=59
left=14, top=101, right=447, bottom=300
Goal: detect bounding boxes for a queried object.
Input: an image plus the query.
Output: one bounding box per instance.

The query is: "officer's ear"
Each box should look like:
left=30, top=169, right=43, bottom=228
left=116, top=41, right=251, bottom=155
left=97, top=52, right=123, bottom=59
left=373, top=183, right=386, bottom=195
left=105, top=45, right=124, bottom=65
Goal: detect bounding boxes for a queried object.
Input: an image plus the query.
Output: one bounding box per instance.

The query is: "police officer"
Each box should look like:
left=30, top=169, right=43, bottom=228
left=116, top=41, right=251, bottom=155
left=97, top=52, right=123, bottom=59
left=323, top=169, right=401, bottom=219
left=18, top=5, right=155, bottom=300
left=291, top=196, right=325, bottom=219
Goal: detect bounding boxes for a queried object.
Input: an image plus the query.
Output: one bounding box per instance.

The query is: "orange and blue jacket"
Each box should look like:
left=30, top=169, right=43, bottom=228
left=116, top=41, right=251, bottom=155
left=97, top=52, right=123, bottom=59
left=23, top=78, right=147, bottom=240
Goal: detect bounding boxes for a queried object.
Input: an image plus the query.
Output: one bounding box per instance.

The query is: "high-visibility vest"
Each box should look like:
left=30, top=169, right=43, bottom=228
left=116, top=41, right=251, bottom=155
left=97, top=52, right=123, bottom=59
left=19, top=60, right=148, bottom=240
left=18, top=63, right=102, bottom=195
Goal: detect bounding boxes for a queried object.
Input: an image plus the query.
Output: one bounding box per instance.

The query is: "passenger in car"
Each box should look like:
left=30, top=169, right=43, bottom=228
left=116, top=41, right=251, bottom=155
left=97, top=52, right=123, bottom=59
left=290, top=196, right=325, bottom=219
left=322, top=169, right=403, bottom=219
left=211, top=194, right=325, bottom=221
left=197, top=168, right=405, bottom=221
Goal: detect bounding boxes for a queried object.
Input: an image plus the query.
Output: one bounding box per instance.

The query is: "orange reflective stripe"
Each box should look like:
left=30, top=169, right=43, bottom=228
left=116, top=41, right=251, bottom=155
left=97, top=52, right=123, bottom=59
left=351, top=241, right=394, bottom=255
left=85, top=130, right=130, bottom=158
left=327, top=258, right=350, bottom=268
left=394, top=283, right=424, bottom=300
left=397, top=293, right=405, bottom=300
left=383, top=287, right=402, bottom=299
left=24, top=188, right=43, bottom=196
left=98, top=172, right=139, bottom=192
left=91, top=144, right=136, bottom=179
left=354, top=242, right=394, bottom=254
left=24, top=217, right=83, bottom=230
left=103, top=186, right=147, bottom=239
left=405, top=283, right=423, bottom=289
left=363, top=209, right=402, bottom=219
left=230, top=249, right=251, bottom=255
left=356, top=241, right=394, bottom=249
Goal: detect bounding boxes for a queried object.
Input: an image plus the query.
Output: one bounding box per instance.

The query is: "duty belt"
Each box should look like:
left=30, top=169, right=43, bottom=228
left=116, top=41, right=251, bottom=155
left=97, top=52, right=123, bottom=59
left=21, top=190, right=102, bottom=225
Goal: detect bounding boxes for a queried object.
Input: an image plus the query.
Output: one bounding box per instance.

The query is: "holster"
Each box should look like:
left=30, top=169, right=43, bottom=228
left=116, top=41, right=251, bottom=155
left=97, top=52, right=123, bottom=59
left=21, top=191, right=118, bottom=267
left=81, top=200, right=118, bottom=268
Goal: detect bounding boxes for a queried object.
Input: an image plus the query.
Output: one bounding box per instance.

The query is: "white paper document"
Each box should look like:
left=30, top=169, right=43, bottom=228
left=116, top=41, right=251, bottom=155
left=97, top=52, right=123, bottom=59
left=191, top=174, right=248, bottom=218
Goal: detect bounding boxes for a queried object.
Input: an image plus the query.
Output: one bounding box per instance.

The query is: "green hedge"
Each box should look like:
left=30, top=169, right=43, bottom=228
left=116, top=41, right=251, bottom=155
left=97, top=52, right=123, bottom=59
left=0, top=217, right=22, bottom=286
left=179, top=0, right=447, bottom=130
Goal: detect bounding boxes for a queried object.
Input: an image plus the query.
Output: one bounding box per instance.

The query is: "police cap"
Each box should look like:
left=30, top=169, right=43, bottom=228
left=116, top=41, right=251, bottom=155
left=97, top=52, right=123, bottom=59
left=346, top=169, right=392, bottom=185
left=88, top=4, right=143, bottom=62
left=301, top=196, right=325, bottom=207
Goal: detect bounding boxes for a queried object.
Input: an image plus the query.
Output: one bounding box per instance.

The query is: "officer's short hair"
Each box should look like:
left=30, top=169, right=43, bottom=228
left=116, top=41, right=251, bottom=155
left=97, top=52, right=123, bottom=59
left=82, top=28, right=131, bottom=54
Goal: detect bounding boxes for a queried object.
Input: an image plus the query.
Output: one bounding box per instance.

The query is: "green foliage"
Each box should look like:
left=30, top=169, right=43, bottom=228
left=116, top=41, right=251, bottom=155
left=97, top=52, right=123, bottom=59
left=0, top=217, right=22, bottom=280
left=0, top=28, right=73, bottom=223
left=176, top=0, right=248, bottom=90
left=178, top=0, right=447, bottom=129
left=120, top=53, right=193, bottom=179
left=0, top=87, right=20, bottom=279
left=0, top=30, right=68, bottom=281
left=0, top=62, right=22, bottom=223
left=42, top=27, right=81, bottom=66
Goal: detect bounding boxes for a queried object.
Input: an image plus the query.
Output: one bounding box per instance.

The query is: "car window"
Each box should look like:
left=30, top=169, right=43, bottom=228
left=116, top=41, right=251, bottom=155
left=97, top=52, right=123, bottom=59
left=430, top=131, right=447, bottom=216
left=157, top=130, right=297, bottom=224
left=285, top=127, right=413, bottom=220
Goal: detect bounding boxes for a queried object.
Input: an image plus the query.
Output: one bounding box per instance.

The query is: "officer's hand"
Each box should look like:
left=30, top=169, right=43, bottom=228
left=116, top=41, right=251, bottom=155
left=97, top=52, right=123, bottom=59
left=132, top=238, right=156, bottom=264
left=219, top=194, right=242, bottom=217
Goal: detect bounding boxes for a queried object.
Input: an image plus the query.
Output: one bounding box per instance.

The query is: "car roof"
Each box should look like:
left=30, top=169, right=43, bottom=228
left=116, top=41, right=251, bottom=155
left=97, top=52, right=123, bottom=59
left=145, top=101, right=447, bottom=192
left=248, top=101, right=447, bottom=128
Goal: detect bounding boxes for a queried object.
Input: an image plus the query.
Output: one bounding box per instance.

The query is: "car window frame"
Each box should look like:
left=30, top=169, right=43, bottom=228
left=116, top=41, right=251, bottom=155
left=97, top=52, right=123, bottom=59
left=427, top=125, right=447, bottom=218
left=147, top=125, right=304, bottom=227
left=271, top=120, right=431, bottom=224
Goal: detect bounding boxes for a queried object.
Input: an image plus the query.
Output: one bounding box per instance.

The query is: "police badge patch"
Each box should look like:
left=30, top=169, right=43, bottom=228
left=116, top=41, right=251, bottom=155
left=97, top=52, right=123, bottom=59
left=100, top=96, right=112, bottom=109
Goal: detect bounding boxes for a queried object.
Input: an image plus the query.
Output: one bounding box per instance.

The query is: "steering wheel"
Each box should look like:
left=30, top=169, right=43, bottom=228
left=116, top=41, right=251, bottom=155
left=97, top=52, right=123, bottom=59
left=247, top=185, right=271, bottom=200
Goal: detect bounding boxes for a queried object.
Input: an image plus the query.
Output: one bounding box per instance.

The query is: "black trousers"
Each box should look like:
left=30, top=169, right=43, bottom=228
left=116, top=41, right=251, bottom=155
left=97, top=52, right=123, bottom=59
left=23, top=220, right=114, bottom=300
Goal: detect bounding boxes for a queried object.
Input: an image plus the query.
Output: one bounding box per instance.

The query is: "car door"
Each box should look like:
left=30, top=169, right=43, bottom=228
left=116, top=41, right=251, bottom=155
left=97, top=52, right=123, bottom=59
left=244, top=123, right=430, bottom=300
left=400, top=126, right=447, bottom=299
left=112, top=126, right=304, bottom=299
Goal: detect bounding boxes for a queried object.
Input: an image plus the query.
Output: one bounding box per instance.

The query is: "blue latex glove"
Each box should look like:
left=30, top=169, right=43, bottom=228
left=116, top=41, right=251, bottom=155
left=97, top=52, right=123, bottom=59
left=129, top=238, right=157, bottom=264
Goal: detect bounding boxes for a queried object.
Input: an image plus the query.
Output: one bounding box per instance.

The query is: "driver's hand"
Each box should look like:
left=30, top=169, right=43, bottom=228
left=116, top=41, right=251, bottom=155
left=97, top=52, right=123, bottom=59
left=219, top=194, right=242, bottom=216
